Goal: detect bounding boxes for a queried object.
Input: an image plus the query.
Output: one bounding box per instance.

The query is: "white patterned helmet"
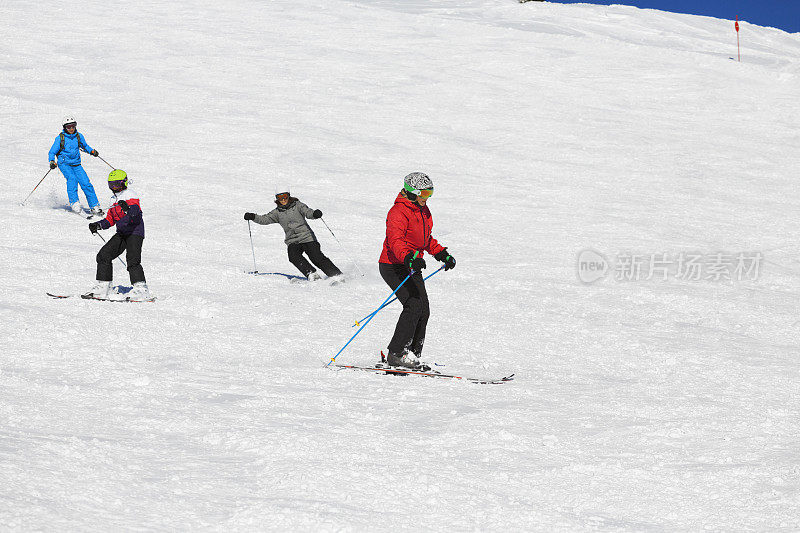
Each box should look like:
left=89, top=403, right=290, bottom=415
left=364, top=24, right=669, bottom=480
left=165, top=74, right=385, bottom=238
left=62, top=115, right=77, bottom=127
left=403, top=172, right=434, bottom=199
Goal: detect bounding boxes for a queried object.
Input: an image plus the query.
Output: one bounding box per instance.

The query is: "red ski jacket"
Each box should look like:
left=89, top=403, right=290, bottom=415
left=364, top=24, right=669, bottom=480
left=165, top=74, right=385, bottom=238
left=98, top=189, right=144, bottom=237
left=380, top=192, right=446, bottom=265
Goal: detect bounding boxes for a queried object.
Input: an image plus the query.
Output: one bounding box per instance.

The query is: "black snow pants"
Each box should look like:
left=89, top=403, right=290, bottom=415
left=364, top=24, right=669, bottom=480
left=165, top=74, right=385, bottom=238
left=287, top=241, right=342, bottom=278
left=96, top=233, right=145, bottom=284
left=379, top=262, right=430, bottom=357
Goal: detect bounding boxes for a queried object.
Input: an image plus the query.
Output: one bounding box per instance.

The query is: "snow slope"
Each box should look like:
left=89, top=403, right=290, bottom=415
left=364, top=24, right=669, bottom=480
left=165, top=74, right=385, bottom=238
left=2, top=0, right=800, bottom=530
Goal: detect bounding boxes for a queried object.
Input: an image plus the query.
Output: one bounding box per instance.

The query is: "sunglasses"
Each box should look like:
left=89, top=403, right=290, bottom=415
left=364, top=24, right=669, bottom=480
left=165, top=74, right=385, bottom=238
left=64, top=123, right=77, bottom=129
left=276, top=193, right=290, bottom=201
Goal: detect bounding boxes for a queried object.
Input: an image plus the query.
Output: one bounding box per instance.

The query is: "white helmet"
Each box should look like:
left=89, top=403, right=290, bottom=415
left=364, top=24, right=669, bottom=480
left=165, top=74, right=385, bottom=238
left=403, top=172, right=434, bottom=194
left=62, top=115, right=77, bottom=127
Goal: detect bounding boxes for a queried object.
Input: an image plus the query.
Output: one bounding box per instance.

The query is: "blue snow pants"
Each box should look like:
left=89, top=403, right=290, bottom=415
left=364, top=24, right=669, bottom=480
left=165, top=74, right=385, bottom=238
left=60, top=164, right=99, bottom=207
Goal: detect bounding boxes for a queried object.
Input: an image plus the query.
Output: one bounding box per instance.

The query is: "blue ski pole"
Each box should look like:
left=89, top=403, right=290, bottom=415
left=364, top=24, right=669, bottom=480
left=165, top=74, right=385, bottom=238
left=327, top=271, right=414, bottom=367
left=352, top=265, right=444, bottom=327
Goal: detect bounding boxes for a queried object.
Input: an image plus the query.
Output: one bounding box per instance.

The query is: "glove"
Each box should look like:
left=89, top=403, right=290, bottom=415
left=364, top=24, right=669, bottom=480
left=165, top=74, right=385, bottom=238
left=312, top=209, right=322, bottom=219
left=49, top=161, right=57, bottom=169
left=89, top=222, right=100, bottom=234
left=244, top=212, right=256, bottom=221
left=434, top=249, right=456, bottom=271
left=404, top=251, right=426, bottom=272
left=118, top=200, right=129, bottom=214
left=90, top=150, right=98, bottom=157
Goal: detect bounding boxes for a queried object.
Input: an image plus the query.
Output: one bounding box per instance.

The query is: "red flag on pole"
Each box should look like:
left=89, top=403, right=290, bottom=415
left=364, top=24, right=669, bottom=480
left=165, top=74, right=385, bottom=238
left=735, top=16, right=739, bottom=32
left=735, top=15, right=741, bottom=62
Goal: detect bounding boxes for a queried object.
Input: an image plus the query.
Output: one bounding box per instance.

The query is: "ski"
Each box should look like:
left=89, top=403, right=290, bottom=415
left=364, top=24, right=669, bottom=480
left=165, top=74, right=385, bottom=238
left=64, top=206, right=103, bottom=220
left=69, top=211, right=102, bottom=220
left=331, top=364, right=514, bottom=384
left=69, top=210, right=92, bottom=220
left=46, top=292, right=155, bottom=302
left=248, top=271, right=307, bottom=281
left=80, top=294, right=156, bottom=303
left=248, top=271, right=343, bottom=285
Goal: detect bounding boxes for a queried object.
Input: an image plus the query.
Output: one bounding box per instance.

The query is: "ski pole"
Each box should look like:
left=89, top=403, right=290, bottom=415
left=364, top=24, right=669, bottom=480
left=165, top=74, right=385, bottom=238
left=247, top=220, right=258, bottom=273
left=352, top=265, right=444, bottom=327
left=97, top=156, right=115, bottom=170
left=320, top=217, right=365, bottom=277
left=327, top=271, right=414, bottom=367
left=21, top=169, right=53, bottom=206
left=94, top=232, right=127, bottom=268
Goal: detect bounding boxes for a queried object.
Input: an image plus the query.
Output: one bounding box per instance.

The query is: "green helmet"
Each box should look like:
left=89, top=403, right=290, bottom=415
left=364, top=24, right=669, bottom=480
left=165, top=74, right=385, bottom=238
left=108, top=169, right=128, bottom=191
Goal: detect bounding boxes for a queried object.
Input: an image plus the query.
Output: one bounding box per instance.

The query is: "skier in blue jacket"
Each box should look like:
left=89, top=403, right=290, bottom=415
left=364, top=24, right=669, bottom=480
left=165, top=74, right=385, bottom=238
left=47, top=115, right=103, bottom=216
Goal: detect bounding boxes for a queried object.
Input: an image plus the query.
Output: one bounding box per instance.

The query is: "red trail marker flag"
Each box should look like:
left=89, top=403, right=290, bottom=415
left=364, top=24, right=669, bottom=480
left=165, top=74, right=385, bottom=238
left=735, top=15, right=741, bottom=62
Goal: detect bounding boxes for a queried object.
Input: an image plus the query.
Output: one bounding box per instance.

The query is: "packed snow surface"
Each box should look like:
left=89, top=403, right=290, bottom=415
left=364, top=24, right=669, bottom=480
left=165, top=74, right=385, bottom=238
left=2, top=0, right=800, bottom=530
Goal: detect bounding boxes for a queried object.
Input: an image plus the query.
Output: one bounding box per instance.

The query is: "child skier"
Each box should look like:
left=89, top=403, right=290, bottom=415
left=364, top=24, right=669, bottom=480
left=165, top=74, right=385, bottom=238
left=379, top=172, right=456, bottom=369
left=84, top=170, right=150, bottom=301
left=47, top=115, right=104, bottom=216
left=244, top=190, right=343, bottom=281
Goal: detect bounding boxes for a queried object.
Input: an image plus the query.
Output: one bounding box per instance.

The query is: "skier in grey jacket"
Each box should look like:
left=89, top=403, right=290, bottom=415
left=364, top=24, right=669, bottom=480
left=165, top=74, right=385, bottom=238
left=244, top=190, right=343, bottom=281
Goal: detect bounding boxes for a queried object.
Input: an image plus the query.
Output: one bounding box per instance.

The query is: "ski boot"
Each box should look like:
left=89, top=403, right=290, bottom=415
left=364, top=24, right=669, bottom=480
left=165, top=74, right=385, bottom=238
left=128, top=282, right=152, bottom=302
left=90, top=205, right=104, bottom=216
left=385, top=351, right=422, bottom=370
left=70, top=201, right=83, bottom=214
left=307, top=271, right=322, bottom=281
left=328, top=274, right=346, bottom=286
left=82, top=280, right=110, bottom=299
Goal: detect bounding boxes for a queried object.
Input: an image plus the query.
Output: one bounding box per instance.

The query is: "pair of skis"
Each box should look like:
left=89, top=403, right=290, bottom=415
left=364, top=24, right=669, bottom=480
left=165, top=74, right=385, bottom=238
left=333, top=353, right=513, bottom=385
left=248, top=271, right=346, bottom=286
left=332, top=363, right=514, bottom=384
left=46, top=292, right=156, bottom=303
left=66, top=207, right=103, bottom=221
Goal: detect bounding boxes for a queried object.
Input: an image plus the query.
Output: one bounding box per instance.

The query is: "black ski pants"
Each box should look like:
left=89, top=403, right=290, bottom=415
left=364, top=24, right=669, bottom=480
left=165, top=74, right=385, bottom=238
left=287, top=241, right=342, bottom=278
left=96, top=233, right=145, bottom=284
left=379, top=262, right=430, bottom=357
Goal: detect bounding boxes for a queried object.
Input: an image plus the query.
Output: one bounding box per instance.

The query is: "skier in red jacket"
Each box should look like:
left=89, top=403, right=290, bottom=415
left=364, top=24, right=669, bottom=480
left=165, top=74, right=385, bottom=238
left=379, top=172, right=456, bottom=369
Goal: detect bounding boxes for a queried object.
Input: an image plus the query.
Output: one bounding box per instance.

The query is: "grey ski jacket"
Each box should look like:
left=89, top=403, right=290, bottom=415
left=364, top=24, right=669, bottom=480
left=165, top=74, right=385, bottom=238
left=252, top=199, right=318, bottom=245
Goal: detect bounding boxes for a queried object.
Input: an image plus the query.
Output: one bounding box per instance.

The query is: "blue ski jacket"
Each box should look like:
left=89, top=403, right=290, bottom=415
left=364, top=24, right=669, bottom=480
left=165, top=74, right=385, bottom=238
left=48, top=131, right=95, bottom=166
